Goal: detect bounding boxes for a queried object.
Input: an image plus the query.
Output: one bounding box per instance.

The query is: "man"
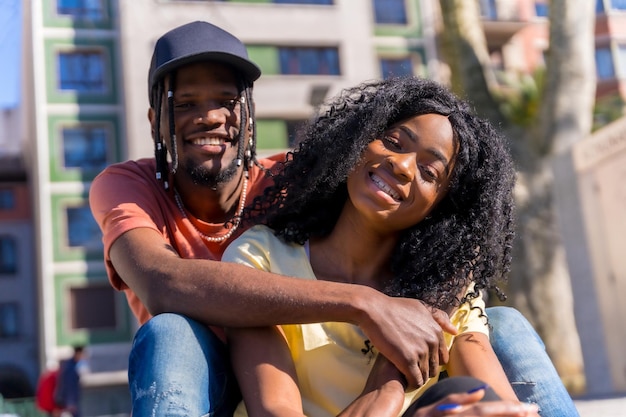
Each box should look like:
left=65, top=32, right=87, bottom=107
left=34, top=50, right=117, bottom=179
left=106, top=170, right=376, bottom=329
left=89, top=21, right=579, bottom=417
left=54, top=346, right=86, bottom=417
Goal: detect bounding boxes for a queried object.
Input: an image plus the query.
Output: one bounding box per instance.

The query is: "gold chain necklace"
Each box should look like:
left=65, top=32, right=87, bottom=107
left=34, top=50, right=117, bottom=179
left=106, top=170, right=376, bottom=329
left=173, top=178, right=248, bottom=243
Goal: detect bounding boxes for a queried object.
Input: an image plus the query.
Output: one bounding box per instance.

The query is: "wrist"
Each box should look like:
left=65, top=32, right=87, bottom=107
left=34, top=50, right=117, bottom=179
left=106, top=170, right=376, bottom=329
left=347, top=285, right=381, bottom=327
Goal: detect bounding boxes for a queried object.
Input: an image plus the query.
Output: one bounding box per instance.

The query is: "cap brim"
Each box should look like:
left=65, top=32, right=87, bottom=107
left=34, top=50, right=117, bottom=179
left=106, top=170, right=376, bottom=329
left=151, top=51, right=261, bottom=87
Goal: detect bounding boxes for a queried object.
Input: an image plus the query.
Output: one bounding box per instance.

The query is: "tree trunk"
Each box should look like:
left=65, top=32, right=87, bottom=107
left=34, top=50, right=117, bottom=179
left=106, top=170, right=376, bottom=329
left=437, top=0, right=596, bottom=393
left=509, top=157, right=585, bottom=392
left=438, top=0, right=505, bottom=125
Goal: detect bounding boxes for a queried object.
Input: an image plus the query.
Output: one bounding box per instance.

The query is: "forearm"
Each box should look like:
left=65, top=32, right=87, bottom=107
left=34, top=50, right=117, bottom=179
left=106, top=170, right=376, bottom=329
left=228, top=326, right=305, bottom=417
left=152, top=259, right=374, bottom=327
left=111, top=228, right=373, bottom=328
left=447, top=332, right=518, bottom=401
left=112, top=228, right=456, bottom=388
left=338, top=380, right=405, bottom=417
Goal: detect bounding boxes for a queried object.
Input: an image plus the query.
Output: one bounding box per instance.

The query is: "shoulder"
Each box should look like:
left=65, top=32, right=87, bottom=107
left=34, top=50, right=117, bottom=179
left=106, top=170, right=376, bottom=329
left=247, top=153, right=286, bottom=191
left=93, top=158, right=156, bottom=183
left=225, top=225, right=284, bottom=256
left=222, top=225, right=307, bottom=273
left=89, top=158, right=170, bottom=236
left=91, top=159, right=159, bottom=198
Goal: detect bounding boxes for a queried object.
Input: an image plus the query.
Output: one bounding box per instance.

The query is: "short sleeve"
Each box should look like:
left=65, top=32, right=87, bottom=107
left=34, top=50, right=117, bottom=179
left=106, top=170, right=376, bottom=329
left=449, top=284, right=489, bottom=338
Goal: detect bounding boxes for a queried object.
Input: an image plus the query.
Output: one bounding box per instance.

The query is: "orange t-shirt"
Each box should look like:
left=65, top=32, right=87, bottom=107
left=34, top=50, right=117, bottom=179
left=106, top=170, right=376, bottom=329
left=89, top=156, right=282, bottom=334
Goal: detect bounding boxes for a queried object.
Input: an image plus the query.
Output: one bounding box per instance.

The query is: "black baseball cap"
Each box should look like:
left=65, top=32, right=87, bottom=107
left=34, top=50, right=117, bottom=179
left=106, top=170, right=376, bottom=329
left=148, top=21, right=261, bottom=105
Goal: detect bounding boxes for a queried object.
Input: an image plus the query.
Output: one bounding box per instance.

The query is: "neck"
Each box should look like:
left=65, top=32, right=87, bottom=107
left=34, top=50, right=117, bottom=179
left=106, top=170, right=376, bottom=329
left=309, top=209, right=398, bottom=289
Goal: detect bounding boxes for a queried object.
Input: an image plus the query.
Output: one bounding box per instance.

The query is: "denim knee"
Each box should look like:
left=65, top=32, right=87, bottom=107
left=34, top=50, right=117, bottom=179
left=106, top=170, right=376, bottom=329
left=487, top=306, right=545, bottom=350
left=128, top=313, right=239, bottom=417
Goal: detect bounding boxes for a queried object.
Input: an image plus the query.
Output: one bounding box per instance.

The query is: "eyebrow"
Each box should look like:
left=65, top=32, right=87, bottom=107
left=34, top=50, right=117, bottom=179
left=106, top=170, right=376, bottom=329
left=398, top=125, right=453, bottom=176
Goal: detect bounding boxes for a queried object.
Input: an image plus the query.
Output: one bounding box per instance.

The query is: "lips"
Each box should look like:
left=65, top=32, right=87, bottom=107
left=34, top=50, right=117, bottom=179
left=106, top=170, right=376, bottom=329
left=370, top=173, right=401, bottom=201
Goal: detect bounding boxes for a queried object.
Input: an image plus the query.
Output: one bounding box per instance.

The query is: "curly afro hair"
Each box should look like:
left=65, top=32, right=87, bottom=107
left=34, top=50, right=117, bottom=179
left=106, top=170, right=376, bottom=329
left=245, top=76, right=516, bottom=311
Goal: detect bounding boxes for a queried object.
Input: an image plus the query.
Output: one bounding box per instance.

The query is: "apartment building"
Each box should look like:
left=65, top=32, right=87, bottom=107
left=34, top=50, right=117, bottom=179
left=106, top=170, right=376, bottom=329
left=482, top=0, right=626, bottom=120
left=0, top=107, right=37, bottom=398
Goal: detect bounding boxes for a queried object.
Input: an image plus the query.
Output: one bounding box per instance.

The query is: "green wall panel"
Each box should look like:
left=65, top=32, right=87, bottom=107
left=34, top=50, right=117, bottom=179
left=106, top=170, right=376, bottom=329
left=256, top=119, right=288, bottom=149
left=247, top=45, right=280, bottom=75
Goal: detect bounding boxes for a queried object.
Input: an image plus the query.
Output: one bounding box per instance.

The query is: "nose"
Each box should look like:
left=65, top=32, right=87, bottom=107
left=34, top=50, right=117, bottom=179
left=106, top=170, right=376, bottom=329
left=386, top=151, right=416, bottom=182
left=194, top=101, right=232, bottom=126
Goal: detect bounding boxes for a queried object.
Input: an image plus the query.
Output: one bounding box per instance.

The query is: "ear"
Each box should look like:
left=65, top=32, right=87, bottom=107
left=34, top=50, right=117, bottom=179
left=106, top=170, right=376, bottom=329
left=148, top=107, right=156, bottom=140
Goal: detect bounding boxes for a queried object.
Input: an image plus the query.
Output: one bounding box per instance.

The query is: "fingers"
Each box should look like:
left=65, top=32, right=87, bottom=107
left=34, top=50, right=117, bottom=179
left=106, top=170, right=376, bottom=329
left=453, top=401, right=538, bottom=416
left=360, top=295, right=451, bottom=389
left=431, top=307, right=458, bottom=335
left=429, top=350, right=440, bottom=380
left=410, top=306, right=448, bottom=388
left=436, top=322, right=449, bottom=367
left=408, top=361, right=425, bottom=389
left=429, top=392, right=539, bottom=417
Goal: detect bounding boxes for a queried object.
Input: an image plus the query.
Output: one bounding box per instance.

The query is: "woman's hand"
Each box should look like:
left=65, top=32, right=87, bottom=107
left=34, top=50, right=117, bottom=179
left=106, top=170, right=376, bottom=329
left=406, top=389, right=539, bottom=417
left=338, top=355, right=406, bottom=417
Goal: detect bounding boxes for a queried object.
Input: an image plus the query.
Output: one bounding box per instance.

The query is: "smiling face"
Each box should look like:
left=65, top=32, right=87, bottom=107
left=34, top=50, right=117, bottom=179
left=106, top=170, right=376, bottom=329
left=151, top=61, right=246, bottom=189
left=346, top=113, right=457, bottom=233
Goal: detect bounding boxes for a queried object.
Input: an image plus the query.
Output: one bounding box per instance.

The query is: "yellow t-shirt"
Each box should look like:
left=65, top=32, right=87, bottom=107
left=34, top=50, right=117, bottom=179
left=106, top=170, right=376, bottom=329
left=223, top=225, right=489, bottom=417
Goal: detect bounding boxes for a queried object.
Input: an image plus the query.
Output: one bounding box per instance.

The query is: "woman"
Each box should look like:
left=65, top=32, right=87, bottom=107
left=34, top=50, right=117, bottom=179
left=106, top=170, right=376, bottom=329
left=223, top=77, right=538, bottom=416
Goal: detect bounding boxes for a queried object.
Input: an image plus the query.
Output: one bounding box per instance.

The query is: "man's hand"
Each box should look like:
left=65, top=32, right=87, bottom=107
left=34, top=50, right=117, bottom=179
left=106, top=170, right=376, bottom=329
left=356, top=293, right=457, bottom=389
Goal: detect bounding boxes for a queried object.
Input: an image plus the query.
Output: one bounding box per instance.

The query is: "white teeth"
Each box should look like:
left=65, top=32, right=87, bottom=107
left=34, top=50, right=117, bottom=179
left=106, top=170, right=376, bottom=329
left=192, top=138, right=224, bottom=146
left=371, top=174, right=401, bottom=201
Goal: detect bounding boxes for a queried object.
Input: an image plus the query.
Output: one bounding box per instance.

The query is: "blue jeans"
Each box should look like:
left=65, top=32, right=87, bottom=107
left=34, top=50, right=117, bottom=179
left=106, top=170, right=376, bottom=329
left=488, top=307, right=580, bottom=416
left=129, top=308, right=579, bottom=417
left=128, top=313, right=240, bottom=417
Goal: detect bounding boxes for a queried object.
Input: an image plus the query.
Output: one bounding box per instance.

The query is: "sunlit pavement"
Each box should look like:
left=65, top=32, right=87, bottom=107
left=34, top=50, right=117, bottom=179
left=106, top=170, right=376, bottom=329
left=574, top=395, right=626, bottom=416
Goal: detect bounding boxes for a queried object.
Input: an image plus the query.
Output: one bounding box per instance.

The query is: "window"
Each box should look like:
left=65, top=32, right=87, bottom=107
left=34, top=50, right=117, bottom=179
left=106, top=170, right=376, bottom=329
left=0, top=236, right=17, bottom=274
left=373, top=0, right=408, bottom=24
left=57, top=0, right=104, bottom=19
left=62, top=125, right=109, bottom=171
left=70, top=285, right=116, bottom=329
left=0, top=189, right=15, bottom=210
left=0, top=303, right=19, bottom=338
left=535, top=1, right=549, bottom=17
left=610, top=0, right=626, bottom=10
left=596, top=47, right=615, bottom=80
left=66, top=205, right=102, bottom=250
left=279, top=47, right=340, bottom=75
left=58, top=50, right=106, bottom=92
left=380, top=57, right=413, bottom=79
left=479, top=0, right=497, bottom=19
